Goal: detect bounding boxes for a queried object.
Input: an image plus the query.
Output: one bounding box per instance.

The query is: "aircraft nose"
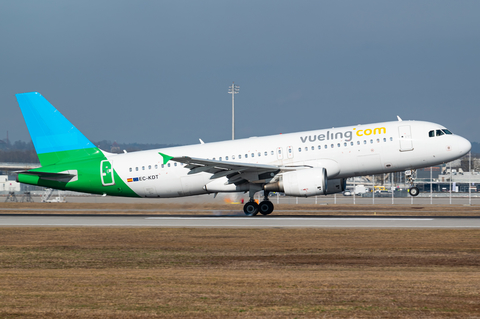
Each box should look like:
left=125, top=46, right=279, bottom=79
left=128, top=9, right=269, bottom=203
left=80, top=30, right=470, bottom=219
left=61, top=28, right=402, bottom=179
left=455, top=135, right=471, bottom=156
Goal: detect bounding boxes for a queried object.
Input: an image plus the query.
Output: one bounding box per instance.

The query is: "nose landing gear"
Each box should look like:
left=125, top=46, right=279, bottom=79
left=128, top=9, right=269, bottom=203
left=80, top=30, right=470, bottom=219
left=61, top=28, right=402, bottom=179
left=408, top=187, right=420, bottom=196
left=406, top=169, right=420, bottom=197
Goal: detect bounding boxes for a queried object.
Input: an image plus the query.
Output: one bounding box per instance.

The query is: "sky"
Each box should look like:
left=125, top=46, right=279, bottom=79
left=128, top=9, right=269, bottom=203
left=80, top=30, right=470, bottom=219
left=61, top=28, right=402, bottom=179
left=1, top=1, right=480, bottom=145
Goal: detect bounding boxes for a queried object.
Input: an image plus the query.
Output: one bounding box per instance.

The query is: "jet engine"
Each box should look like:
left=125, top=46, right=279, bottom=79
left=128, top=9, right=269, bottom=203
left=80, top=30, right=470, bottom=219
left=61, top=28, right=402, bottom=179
left=325, top=178, right=346, bottom=194
left=264, top=168, right=327, bottom=197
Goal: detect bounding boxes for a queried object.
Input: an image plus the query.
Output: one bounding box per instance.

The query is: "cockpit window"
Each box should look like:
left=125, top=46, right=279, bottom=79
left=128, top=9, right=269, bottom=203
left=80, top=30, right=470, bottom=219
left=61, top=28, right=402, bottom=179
left=430, top=129, right=453, bottom=137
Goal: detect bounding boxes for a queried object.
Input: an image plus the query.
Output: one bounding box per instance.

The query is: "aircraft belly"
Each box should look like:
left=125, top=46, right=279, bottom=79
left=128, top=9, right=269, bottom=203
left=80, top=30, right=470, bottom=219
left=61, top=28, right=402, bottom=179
left=356, top=154, right=382, bottom=175
left=125, top=173, right=182, bottom=198
left=154, top=174, right=184, bottom=197
left=134, top=172, right=209, bottom=198
left=180, top=174, right=210, bottom=196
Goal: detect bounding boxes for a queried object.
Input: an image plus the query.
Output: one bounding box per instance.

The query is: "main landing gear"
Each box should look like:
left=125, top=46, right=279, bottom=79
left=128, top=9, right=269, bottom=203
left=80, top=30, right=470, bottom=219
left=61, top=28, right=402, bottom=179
left=243, top=190, right=274, bottom=216
left=406, top=169, right=420, bottom=197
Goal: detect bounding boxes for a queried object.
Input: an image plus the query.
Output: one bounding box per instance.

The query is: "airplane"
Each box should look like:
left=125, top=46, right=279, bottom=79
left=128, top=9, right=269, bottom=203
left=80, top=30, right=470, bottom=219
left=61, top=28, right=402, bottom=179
left=15, top=92, right=471, bottom=215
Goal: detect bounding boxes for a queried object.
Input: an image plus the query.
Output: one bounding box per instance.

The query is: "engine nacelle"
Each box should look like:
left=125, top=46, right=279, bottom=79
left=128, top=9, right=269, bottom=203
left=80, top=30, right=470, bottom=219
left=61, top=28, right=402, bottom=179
left=325, top=178, right=346, bottom=194
left=274, top=168, right=327, bottom=197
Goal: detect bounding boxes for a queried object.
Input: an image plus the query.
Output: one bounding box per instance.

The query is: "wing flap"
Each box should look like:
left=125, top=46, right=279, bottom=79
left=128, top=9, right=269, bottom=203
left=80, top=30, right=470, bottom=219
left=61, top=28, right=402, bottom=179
left=159, top=152, right=303, bottom=185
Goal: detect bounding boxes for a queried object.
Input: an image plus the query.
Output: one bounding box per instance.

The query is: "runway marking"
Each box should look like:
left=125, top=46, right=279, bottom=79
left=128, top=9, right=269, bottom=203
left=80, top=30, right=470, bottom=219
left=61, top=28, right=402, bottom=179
left=2, top=224, right=480, bottom=228
left=145, top=217, right=434, bottom=221
left=4, top=216, right=480, bottom=228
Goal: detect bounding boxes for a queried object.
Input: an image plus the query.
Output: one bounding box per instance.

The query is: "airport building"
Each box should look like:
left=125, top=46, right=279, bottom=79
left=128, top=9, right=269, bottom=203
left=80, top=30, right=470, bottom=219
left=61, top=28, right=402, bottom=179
left=0, top=175, right=21, bottom=193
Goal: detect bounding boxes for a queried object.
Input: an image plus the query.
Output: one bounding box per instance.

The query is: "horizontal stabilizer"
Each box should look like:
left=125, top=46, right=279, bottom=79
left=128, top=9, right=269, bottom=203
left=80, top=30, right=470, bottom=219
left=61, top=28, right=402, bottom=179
left=17, top=171, right=75, bottom=178
left=17, top=170, right=78, bottom=183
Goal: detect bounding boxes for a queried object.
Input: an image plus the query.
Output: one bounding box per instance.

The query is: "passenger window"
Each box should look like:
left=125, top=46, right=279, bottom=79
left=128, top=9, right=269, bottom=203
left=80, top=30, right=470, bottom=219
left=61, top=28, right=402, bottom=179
left=357, top=141, right=360, bottom=145
left=174, top=163, right=177, bottom=166
left=135, top=167, right=138, bottom=171
left=383, top=138, right=386, bottom=142
left=376, top=139, right=380, bottom=143
left=278, top=149, right=281, bottom=154
left=350, top=142, right=354, bottom=146
left=436, top=130, right=444, bottom=136
left=232, top=155, right=235, bottom=159
left=167, top=163, right=170, bottom=167
left=337, top=143, right=340, bottom=147
left=364, top=140, right=367, bottom=144
left=239, top=155, right=242, bottom=159
left=155, top=164, right=158, bottom=169
left=245, top=154, right=248, bottom=158
left=161, top=164, right=164, bottom=168
left=258, top=152, right=261, bottom=157
left=331, top=144, right=334, bottom=148
left=219, top=157, right=222, bottom=161
left=344, top=143, right=347, bottom=147
left=271, top=151, right=274, bottom=155
left=226, top=156, right=229, bottom=160
left=264, top=151, right=267, bottom=156
left=213, top=158, right=215, bottom=160
left=325, top=145, right=328, bottom=149
left=311, top=146, right=314, bottom=150
left=429, top=130, right=435, bottom=137
left=148, top=165, right=151, bottom=170
left=390, top=137, right=393, bottom=141
left=318, top=145, right=321, bottom=149
left=298, top=148, right=301, bottom=152
left=305, top=147, right=308, bottom=151
left=251, top=153, right=254, bottom=157
left=142, top=166, right=145, bottom=170
left=129, top=168, right=132, bottom=172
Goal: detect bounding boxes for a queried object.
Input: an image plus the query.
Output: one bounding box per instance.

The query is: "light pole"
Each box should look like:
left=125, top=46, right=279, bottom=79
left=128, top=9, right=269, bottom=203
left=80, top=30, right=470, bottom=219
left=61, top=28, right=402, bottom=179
left=228, top=82, right=239, bottom=140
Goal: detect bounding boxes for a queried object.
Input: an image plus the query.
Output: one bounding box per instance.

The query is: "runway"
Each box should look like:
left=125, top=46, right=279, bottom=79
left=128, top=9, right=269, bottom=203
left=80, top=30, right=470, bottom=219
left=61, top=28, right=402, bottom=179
left=1, top=215, right=480, bottom=228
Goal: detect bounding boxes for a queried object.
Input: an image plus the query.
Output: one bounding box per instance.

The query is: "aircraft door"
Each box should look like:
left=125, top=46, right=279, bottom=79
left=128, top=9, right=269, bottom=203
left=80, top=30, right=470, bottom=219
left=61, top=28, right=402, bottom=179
left=398, top=125, right=414, bottom=152
left=287, top=146, right=294, bottom=159
left=276, top=147, right=283, bottom=160
left=100, top=160, right=115, bottom=186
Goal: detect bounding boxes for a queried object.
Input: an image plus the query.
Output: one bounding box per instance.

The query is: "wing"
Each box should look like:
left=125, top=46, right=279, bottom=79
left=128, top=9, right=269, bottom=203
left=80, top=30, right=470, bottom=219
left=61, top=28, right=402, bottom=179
left=159, top=152, right=306, bottom=185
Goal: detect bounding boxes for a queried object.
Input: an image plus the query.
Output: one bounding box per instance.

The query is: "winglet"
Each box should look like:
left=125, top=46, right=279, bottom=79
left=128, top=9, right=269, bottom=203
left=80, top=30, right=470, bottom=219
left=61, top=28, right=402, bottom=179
left=159, top=153, right=174, bottom=165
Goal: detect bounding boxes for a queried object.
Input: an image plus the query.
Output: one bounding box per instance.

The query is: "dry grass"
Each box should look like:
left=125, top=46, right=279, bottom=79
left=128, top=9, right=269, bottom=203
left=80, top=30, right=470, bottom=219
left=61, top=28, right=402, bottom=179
left=1, top=227, right=480, bottom=318
left=1, top=202, right=480, bottom=216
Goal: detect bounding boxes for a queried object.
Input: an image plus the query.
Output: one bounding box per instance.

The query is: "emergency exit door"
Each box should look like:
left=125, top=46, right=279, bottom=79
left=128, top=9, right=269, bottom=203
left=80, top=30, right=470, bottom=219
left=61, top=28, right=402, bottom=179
left=100, top=160, right=115, bottom=186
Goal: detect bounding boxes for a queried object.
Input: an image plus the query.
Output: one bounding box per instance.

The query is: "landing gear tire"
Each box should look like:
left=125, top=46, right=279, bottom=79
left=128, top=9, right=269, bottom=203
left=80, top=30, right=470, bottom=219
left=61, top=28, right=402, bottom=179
left=259, top=201, right=274, bottom=215
left=243, top=201, right=259, bottom=216
left=409, top=187, right=420, bottom=197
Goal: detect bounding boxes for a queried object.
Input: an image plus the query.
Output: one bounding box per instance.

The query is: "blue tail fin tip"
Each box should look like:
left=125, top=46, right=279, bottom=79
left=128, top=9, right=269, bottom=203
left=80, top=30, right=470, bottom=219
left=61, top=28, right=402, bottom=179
left=16, top=92, right=95, bottom=155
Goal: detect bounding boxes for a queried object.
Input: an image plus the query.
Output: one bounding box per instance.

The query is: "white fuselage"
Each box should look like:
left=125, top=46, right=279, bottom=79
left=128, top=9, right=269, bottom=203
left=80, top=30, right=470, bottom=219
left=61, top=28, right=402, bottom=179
left=106, top=120, right=471, bottom=198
